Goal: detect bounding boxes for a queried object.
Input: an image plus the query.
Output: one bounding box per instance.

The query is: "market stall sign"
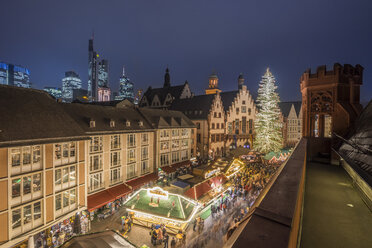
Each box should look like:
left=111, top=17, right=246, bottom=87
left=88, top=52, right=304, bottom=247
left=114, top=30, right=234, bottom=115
left=147, top=186, right=169, bottom=200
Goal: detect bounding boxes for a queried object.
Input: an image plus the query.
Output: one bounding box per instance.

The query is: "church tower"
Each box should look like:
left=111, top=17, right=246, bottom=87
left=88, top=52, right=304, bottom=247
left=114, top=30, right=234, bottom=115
left=205, top=71, right=222, bottom=95
left=164, top=67, right=171, bottom=88
left=238, top=73, right=244, bottom=90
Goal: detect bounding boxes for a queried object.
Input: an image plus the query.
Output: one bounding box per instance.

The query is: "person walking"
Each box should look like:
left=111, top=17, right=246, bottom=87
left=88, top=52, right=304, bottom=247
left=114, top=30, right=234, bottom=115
left=170, top=237, right=176, bottom=248
left=163, top=232, right=169, bottom=248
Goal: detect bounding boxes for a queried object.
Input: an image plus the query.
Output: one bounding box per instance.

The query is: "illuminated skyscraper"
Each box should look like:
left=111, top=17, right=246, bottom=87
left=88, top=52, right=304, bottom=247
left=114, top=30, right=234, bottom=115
left=44, top=87, right=62, bottom=99
left=115, top=66, right=134, bottom=101
left=98, top=59, right=109, bottom=88
left=62, top=71, right=82, bottom=102
left=0, top=62, right=31, bottom=88
left=88, top=37, right=98, bottom=101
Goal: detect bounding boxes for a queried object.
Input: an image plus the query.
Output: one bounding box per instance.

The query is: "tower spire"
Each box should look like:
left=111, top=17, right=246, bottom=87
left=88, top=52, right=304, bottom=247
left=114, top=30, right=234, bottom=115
left=122, top=66, right=125, bottom=76
left=164, top=67, right=170, bottom=87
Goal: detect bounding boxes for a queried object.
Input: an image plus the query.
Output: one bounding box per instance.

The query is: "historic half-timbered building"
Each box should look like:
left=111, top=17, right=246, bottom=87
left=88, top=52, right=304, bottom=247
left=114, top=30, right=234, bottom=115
left=220, top=74, right=257, bottom=152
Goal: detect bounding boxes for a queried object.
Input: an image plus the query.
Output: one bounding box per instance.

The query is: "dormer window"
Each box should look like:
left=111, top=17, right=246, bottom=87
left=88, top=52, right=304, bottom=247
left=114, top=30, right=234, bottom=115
left=139, top=121, right=143, bottom=127
left=110, top=120, right=115, bottom=128
left=126, top=120, right=131, bottom=127
left=90, top=120, right=95, bottom=128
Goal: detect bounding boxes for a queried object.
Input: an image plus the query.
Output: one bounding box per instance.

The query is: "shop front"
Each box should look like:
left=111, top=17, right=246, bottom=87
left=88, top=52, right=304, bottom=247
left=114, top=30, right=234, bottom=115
left=87, top=183, right=131, bottom=221
left=30, top=210, right=89, bottom=248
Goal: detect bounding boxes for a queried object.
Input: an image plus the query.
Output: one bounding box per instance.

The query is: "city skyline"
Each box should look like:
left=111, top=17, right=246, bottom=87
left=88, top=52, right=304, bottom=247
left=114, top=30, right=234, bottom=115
left=0, top=0, right=371, bottom=102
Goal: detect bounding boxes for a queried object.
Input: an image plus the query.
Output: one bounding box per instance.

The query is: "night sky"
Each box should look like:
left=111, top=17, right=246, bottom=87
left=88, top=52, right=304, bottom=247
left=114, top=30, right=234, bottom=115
left=1, top=0, right=371, bottom=102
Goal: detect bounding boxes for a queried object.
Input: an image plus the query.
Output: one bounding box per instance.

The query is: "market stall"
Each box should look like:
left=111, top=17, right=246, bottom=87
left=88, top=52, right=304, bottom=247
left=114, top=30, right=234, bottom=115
left=123, top=187, right=199, bottom=234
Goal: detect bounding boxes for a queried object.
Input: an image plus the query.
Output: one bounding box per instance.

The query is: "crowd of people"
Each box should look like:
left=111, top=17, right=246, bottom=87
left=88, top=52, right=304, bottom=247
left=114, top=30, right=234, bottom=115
left=186, top=161, right=279, bottom=248
left=149, top=224, right=186, bottom=248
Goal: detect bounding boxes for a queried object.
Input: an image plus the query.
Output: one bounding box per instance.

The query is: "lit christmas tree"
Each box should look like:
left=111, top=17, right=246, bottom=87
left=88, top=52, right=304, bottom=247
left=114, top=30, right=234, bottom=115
left=254, top=68, right=283, bottom=153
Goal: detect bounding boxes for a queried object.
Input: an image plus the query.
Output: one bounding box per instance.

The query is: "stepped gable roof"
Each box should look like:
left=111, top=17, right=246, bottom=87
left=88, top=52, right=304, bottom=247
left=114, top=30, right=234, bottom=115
left=138, top=107, right=195, bottom=129
left=338, top=100, right=372, bottom=185
left=279, top=101, right=302, bottom=118
left=0, top=85, right=87, bottom=147
left=220, top=88, right=258, bottom=112
left=170, top=94, right=215, bottom=119
left=220, top=90, right=238, bottom=112
left=143, top=83, right=186, bottom=104
left=60, top=102, right=152, bottom=133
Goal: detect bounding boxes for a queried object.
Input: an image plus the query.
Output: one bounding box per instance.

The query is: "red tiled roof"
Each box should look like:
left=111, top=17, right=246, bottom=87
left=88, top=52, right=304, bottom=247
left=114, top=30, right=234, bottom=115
left=126, top=172, right=158, bottom=190
left=107, top=183, right=131, bottom=199
left=184, top=187, right=197, bottom=200
left=87, top=190, right=115, bottom=211
left=195, top=180, right=213, bottom=199
left=183, top=174, right=227, bottom=201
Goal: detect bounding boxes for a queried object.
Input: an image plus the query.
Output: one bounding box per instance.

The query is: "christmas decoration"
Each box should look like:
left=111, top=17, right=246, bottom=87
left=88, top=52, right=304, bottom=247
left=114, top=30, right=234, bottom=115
left=254, top=68, right=283, bottom=153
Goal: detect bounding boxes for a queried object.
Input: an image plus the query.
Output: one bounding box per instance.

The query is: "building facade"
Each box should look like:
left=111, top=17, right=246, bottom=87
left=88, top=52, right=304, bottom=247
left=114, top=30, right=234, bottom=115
left=139, top=108, right=195, bottom=169
left=221, top=75, right=257, bottom=152
left=0, top=62, right=31, bottom=88
left=140, top=68, right=193, bottom=108
left=0, top=85, right=88, bottom=248
left=62, top=71, right=82, bottom=103
left=279, top=102, right=302, bottom=147
left=300, top=63, right=364, bottom=161
left=171, top=93, right=225, bottom=159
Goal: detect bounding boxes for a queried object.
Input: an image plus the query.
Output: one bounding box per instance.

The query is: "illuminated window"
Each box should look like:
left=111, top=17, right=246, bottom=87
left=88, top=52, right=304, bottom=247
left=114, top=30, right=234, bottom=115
left=127, top=134, right=136, bottom=147
left=111, top=135, right=121, bottom=149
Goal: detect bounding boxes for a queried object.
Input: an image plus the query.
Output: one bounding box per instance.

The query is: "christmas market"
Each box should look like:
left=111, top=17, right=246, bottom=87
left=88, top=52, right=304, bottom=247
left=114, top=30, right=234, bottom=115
left=123, top=187, right=200, bottom=234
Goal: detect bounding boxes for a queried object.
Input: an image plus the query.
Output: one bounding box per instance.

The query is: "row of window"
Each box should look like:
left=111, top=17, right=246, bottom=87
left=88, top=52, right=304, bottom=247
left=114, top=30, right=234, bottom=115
left=10, top=146, right=42, bottom=176
left=55, top=189, right=76, bottom=214
left=288, top=119, right=301, bottom=125
left=211, top=123, right=224, bottom=129
left=11, top=146, right=41, bottom=167
left=211, top=134, right=224, bottom=143
left=227, top=119, right=253, bottom=134
left=55, top=165, right=76, bottom=188
left=160, top=140, right=189, bottom=151
left=12, top=172, right=42, bottom=199
left=90, top=133, right=150, bottom=153
left=235, top=106, right=252, bottom=115
left=160, top=129, right=190, bottom=139
left=89, top=160, right=151, bottom=190
left=160, top=150, right=189, bottom=166
left=12, top=201, right=42, bottom=230
left=55, top=142, right=76, bottom=163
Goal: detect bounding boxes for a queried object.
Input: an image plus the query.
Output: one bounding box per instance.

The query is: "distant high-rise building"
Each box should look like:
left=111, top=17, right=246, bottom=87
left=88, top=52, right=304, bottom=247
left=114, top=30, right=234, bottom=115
left=115, top=66, right=134, bottom=101
left=44, top=87, right=62, bottom=99
left=88, top=37, right=111, bottom=102
left=0, top=62, right=31, bottom=88
left=97, top=87, right=111, bottom=102
left=88, top=37, right=98, bottom=101
left=98, top=59, right=109, bottom=88
left=62, top=71, right=82, bottom=102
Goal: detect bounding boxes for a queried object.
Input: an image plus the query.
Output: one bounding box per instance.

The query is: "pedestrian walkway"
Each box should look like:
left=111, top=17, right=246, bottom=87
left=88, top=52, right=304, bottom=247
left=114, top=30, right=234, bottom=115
left=301, top=162, right=372, bottom=248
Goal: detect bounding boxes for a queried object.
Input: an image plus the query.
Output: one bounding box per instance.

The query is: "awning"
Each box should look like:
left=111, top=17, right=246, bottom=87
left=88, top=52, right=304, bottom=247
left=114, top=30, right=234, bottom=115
left=183, top=175, right=227, bottom=201
left=87, top=190, right=115, bottom=211
left=160, top=160, right=190, bottom=174
left=126, top=172, right=158, bottom=190
left=107, top=183, right=131, bottom=199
